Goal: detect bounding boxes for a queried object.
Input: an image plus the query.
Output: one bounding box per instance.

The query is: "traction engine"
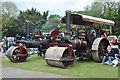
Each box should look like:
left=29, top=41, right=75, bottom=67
left=44, top=11, right=115, bottom=68
left=5, top=22, right=49, bottom=62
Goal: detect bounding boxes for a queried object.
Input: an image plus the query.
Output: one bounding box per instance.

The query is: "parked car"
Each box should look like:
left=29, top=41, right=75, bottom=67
left=107, top=35, right=117, bottom=44
left=117, top=35, right=120, bottom=49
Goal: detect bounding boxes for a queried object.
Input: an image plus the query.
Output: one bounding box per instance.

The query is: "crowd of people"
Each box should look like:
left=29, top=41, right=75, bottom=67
left=0, top=37, right=14, bottom=53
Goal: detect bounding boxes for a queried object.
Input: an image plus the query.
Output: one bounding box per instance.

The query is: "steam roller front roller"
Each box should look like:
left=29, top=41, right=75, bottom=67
left=45, top=47, right=75, bottom=68
left=92, top=37, right=110, bottom=62
left=5, top=45, right=29, bottom=62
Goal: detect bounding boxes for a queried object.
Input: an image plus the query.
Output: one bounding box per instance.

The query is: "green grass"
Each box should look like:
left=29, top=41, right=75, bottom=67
left=2, top=54, right=119, bottom=78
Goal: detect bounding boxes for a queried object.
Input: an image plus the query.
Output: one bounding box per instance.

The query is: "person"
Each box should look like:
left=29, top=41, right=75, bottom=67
left=112, top=54, right=120, bottom=67
left=0, top=41, right=3, bottom=52
left=2, top=37, right=8, bottom=53
left=101, top=46, right=115, bottom=65
left=8, top=37, right=14, bottom=48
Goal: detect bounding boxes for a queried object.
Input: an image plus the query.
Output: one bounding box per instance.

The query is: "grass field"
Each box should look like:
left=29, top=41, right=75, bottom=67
left=2, top=54, right=119, bottom=78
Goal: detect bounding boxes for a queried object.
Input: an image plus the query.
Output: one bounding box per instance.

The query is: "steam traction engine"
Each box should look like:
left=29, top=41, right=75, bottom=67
left=5, top=21, right=49, bottom=62
left=44, top=11, right=115, bottom=68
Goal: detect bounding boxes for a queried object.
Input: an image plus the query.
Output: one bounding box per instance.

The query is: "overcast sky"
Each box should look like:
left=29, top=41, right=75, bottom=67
left=9, top=0, right=94, bottom=16
left=3, top=0, right=119, bottom=16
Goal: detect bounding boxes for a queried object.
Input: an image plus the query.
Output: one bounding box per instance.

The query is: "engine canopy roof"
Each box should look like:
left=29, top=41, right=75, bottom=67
left=61, top=13, right=115, bottom=26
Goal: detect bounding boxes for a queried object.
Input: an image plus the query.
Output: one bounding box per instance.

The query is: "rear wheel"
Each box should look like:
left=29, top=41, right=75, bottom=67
left=92, top=38, right=110, bottom=62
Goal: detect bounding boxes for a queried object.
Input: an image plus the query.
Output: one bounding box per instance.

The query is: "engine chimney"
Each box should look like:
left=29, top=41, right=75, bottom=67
left=66, top=10, right=71, bottom=34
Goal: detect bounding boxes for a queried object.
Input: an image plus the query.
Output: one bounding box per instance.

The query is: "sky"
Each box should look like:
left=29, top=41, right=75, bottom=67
left=10, top=0, right=94, bottom=16
left=3, top=0, right=119, bottom=16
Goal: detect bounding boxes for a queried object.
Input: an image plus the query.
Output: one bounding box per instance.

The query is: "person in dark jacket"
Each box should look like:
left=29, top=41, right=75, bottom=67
left=2, top=37, right=8, bottom=53
left=101, top=46, right=115, bottom=65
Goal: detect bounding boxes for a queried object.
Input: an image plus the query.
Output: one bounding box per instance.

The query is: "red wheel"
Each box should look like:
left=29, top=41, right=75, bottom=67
left=98, top=41, right=108, bottom=57
left=49, top=29, right=60, bottom=43
left=12, top=47, right=28, bottom=62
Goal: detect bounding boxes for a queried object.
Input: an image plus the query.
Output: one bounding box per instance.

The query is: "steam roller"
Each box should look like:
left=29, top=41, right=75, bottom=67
left=44, top=29, right=110, bottom=68
left=45, top=30, right=75, bottom=68
left=5, top=44, right=29, bottom=62
left=44, top=11, right=114, bottom=68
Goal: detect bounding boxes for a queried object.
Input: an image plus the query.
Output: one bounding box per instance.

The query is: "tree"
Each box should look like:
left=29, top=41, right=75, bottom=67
left=112, top=1, right=120, bottom=35
left=41, top=14, right=61, bottom=32
left=49, top=14, right=61, bottom=19
left=102, top=2, right=120, bottom=35
left=2, top=1, right=19, bottom=18
left=2, top=13, right=11, bottom=37
left=81, top=2, right=103, bottom=17
left=1, top=1, right=19, bottom=37
left=5, top=8, right=49, bottom=37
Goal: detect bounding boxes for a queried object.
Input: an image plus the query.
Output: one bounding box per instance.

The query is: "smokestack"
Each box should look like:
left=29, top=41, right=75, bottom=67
left=66, top=10, right=71, bottom=33
left=25, top=20, right=30, bottom=39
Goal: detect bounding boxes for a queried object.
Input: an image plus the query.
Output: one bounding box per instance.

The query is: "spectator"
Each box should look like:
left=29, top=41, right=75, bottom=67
left=2, top=37, right=8, bottom=53
left=101, top=46, right=115, bottom=65
left=8, top=38, right=14, bottom=48
left=0, top=42, right=2, bottom=52
left=112, top=54, right=120, bottom=67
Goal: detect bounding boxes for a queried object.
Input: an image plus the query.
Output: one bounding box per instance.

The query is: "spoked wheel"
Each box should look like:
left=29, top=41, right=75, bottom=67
left=92, top=38, right=110, bottom=62
left=12, top=47, right=28, bottom=62
left=98, top=41, right=108, bottom=57
left=6, top=46, right=29, bottom=62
